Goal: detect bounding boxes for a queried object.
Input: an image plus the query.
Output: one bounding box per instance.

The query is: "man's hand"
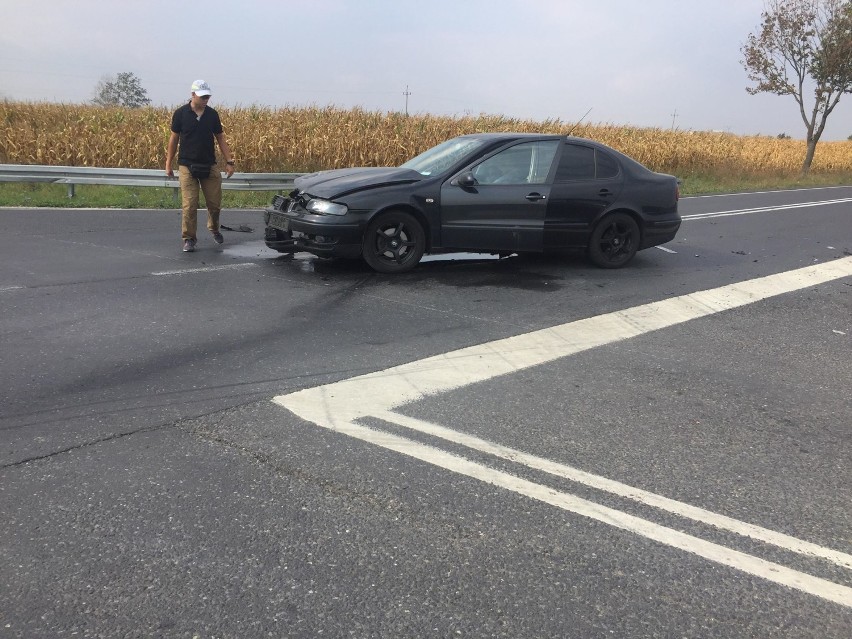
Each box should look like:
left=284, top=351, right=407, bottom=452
left=225, top=163, right=235, bottom=178
left=166, top=167, right=174, bottom=177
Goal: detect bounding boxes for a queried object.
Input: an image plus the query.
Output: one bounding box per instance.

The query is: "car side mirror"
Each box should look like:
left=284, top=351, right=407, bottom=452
left=456, top=171, right=477, bottom=188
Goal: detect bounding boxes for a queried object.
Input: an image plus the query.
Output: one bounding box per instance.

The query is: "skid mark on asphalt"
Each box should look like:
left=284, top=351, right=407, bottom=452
left=151, top=263, right=258, bottom=276
left=273, top=256, right=852, bottom=607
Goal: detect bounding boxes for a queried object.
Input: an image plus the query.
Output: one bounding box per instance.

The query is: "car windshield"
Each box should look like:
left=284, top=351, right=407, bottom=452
left=400, top=137, right=487, bottom=176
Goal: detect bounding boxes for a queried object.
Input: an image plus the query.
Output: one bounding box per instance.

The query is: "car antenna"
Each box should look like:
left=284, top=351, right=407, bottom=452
left=566, top=107, right=593, bottom=136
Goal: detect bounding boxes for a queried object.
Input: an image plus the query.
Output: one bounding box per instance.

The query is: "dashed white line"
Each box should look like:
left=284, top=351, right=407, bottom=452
left=0, top=285, right=24, bottom=292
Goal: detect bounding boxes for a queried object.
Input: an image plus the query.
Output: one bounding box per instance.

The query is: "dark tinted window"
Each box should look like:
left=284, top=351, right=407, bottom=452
left=595, top=150, right=619, bottom=178
left=555, top=144, right=595, bottom=181
left=555, top=144, right=621, bottom=181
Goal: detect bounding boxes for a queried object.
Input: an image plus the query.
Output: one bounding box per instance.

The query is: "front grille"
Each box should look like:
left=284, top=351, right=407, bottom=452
left=271, top=194, right=288, bottom=211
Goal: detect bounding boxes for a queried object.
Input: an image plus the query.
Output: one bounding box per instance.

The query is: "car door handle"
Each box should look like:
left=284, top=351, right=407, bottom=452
left=598, top=189, right=612, bottom=197
left=525, top=193, right=546, bottom=201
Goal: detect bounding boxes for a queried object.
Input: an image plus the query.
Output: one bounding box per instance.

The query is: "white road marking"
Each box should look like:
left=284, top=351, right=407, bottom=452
left=0, top=285, right=24, bottom=292
left=684, top=186, right=852, bottom=199
left=682, top=198, right=852, bottom=221
left=373, top=409, right=852, bottom=571
left=152, top=263, right=258, bottom=276
left=273, top=256, right=852, bottom=607
left=278, top=257, right=852, bottom=422
left=290, top=414, right=852, bottom=608
left=655, top=246, right=677, bottom=253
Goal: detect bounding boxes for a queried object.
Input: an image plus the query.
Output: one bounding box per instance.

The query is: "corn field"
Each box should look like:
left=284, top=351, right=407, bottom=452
left=1, top=101, right=851, bottom=177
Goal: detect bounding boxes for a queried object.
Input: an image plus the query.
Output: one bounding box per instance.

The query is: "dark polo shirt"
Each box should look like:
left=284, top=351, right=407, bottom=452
left=170, top=102, right=223, bottom=166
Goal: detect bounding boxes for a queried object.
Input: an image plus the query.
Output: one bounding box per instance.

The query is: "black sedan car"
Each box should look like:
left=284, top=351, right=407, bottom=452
left=264, top=133, right=680, bottom=273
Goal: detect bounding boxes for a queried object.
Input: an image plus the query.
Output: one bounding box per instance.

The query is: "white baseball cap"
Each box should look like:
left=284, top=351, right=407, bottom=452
left=191, top=79, right=212, bottom=96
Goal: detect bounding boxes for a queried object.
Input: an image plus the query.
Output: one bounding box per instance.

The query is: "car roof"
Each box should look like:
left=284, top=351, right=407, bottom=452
left=460, top=132, right=561, bottom=141
left=459, top=132, right=605, bottom=147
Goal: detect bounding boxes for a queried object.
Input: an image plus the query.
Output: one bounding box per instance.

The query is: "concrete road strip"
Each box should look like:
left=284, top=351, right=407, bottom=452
left=274, top=256, right=852, bottom=607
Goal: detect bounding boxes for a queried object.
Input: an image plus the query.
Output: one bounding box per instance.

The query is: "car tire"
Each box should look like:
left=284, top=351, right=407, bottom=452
left=587, top=212, right=640, bottom=268
left=361, top=211, right=426, bottom=273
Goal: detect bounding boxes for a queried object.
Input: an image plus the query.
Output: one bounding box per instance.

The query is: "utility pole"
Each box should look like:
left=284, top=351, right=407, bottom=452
left=670, top=108, right=679, bottom=130
left=403, top=85, right=411, bottom=116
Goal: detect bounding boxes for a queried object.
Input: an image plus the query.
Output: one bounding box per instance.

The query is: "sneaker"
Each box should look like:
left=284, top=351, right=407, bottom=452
left=182, top=239, right=196, bottom=252
left=212, top=231, right=224, bottom=244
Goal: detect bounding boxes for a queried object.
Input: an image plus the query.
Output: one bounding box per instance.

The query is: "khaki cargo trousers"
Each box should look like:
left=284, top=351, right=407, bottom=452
left=179, top=164, right=223, bottom=240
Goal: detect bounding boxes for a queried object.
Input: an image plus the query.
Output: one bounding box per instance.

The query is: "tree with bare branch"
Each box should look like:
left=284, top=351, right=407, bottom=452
left=741, top=0, right=852, bottom=175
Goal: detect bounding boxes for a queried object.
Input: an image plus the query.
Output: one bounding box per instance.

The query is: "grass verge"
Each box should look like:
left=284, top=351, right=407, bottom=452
left=677, top=172, right=852, bottom=195
left=0, top=183, right=277, bottom=208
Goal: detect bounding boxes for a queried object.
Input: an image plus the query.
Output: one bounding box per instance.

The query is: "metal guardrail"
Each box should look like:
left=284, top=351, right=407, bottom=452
left=0, top=164, right=303, bottom=198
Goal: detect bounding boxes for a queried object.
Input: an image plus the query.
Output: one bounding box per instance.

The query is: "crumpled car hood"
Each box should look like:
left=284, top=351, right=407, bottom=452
left=295, top=167, right=422, bottom=199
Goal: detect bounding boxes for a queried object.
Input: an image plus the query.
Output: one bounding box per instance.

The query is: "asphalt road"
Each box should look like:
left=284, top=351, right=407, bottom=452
left=1, top=187, right=850, bottom=638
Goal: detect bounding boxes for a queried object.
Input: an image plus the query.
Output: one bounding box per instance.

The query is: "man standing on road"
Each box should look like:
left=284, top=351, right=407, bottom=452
left=165, top=79, right=235, bottom=252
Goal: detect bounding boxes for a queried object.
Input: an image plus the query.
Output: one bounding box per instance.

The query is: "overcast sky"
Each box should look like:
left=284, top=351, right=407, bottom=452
left=1, top=0, right=850, bottom=141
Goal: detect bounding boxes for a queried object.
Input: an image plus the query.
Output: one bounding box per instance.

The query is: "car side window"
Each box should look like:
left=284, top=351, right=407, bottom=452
left=554, top=144, right=596, bottom=181
left=596, top=150, right=619, bottom=178
left=472, top=141, right=559, bottom=185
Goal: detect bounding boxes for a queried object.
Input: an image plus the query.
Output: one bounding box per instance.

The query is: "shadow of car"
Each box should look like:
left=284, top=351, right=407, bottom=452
left=264, top=133, right=680, bottom=274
